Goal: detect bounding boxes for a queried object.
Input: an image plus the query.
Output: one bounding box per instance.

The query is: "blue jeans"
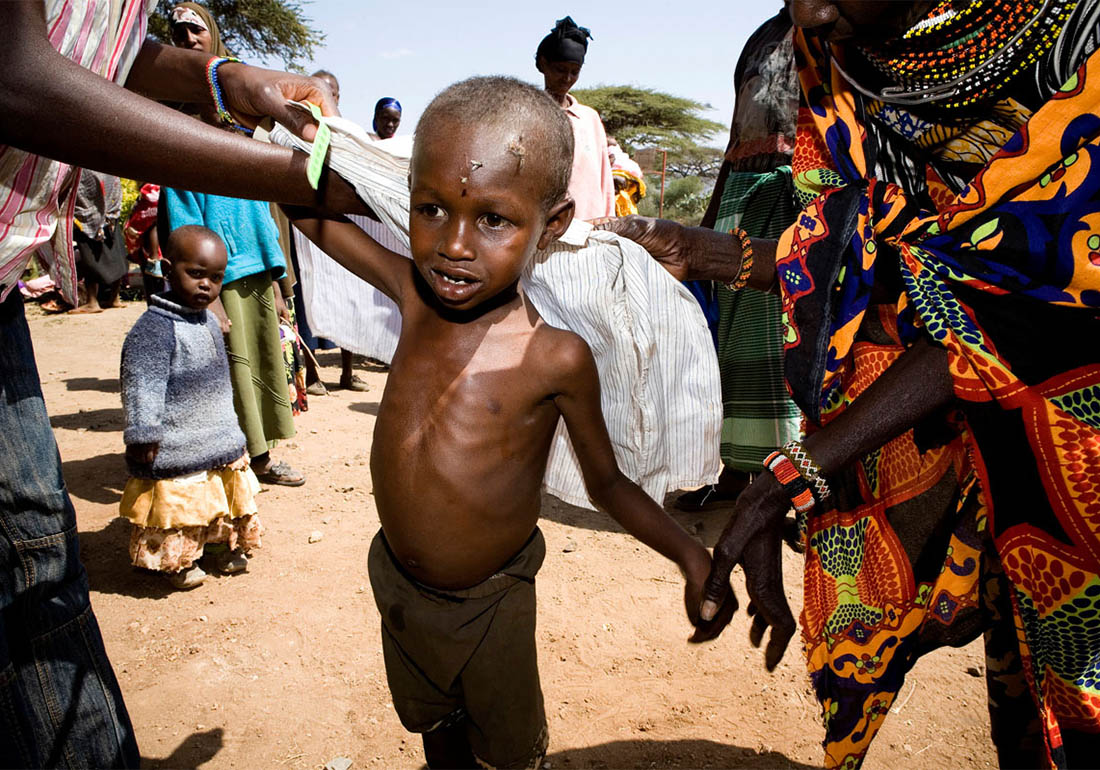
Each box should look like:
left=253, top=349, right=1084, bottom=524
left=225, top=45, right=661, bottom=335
left=0, top=292, right=138, bottom=768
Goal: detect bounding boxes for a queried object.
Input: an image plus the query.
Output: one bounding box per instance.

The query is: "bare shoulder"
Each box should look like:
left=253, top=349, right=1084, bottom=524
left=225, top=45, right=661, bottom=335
left=530, top=321, right=596, bottom=393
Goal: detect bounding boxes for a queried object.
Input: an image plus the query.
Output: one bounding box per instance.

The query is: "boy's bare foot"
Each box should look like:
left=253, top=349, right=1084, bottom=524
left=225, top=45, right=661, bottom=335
left=339, top=374, right=370, bottom=392
left=166, top=564, right=207, bottom=589
left=69, top=303, right=104, bottom=314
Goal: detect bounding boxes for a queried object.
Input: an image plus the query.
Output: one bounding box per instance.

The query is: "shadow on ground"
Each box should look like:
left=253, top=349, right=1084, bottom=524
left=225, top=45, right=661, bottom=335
left=50, top=406, right=124, bottom=432
left=80, top=517, right=178, bottom=600
left=415, top=739, right=820, bottom=770
left=348, top=401, right=381, bottom=416
left=63, top=452, right=127, bottom=505
left=65, top=376, right=120, bottom=393
left=142, top=728, right=224, bottom=769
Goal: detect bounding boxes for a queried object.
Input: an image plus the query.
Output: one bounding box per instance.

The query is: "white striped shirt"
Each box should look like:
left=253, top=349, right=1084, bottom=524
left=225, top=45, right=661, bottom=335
left=0, top=0, right=157, bottom=305
left=270, top=118, right=722, bottom=509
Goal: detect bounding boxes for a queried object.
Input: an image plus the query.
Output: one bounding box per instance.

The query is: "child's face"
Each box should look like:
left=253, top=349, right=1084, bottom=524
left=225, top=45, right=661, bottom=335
left=166, top=236, right=227, bottom=310
left=408, top=122, right=572, bottom=313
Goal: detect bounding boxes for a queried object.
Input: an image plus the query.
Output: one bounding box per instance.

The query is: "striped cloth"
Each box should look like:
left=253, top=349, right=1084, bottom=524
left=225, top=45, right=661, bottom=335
left=0, top=0, right=157, bottom=305
left=713, top=168, right=802, bottom=470
left=291, top=215, right=405, bottom=363
left=269, top=119, right=722, bottom=509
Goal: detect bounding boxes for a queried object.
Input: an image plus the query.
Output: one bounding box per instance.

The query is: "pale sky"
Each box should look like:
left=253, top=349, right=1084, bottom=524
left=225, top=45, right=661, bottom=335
left=273, top=2, right=785, bottom=145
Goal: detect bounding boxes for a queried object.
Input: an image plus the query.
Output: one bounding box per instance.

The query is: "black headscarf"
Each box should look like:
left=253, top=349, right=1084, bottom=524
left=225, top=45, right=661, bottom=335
left=536, top=16, right=593, bottom=65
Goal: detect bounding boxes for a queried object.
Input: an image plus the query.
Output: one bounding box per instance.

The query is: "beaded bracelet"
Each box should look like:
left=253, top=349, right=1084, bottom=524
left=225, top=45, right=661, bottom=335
left=726, top=227, right=754, bottom=292
left=763, top=451, right=816, bottom=515
left=781, top=440, right=831, bottom=503
left=205, top=56, right=253, bottom=135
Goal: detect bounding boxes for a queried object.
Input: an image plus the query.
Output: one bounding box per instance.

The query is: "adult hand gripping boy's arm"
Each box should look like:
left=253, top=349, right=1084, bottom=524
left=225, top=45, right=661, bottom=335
left=550, top=332, right=735, bottom=638
left=597, top=215, right=958, bottom=670
left=0, top=1, right=365, bottom=214
left=281, top=207, right=414, bottom=308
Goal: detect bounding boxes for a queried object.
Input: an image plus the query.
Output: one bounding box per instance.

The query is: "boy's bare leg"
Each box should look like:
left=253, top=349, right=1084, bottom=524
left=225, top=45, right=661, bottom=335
left=422, top=722, right=477, bottom=770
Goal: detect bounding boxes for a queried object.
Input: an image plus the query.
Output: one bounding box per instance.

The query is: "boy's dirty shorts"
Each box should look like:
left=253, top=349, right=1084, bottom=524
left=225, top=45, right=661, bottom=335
left=368, top=528, right=548, bottom=769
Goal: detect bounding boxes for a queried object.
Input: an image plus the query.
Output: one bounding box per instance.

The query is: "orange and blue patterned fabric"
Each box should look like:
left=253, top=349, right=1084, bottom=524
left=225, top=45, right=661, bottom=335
left=778, top=11, right=1100, bottom=768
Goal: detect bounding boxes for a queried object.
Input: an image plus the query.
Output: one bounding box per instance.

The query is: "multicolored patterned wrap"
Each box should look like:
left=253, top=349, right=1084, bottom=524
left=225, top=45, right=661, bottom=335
left=780, top=26, right=1100, bottom=769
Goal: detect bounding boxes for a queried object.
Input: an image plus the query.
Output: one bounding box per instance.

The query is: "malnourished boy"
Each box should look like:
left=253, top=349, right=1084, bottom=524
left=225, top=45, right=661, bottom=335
left=286, top=76, right=714, bottom=769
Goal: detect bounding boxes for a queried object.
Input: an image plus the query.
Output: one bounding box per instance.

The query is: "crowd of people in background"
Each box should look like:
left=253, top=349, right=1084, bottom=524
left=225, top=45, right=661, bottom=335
left=4, top=1, right=1100, bottom=769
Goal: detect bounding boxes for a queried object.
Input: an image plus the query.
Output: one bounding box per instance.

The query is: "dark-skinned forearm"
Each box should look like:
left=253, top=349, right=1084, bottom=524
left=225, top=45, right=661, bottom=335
left=802, top=337, right=956, bottom=476
left=592, top=473, right=707, bottom=571
left=124, top=41, right=222, bottom=104
left=0, top=6, right=361, bottom=212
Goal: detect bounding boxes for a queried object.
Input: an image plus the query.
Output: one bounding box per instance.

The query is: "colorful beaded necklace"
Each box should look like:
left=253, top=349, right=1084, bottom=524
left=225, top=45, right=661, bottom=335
left=848, top=0, right=1076, bottom=109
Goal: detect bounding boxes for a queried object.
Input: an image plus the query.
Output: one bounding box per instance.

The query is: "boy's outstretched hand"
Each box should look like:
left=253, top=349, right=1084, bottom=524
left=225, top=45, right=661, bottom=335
left=692, top=472, right=796, bottom=670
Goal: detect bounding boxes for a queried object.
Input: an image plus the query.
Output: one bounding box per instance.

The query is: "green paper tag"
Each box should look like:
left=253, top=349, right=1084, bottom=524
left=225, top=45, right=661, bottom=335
left=305, top=101, right=331, bottom=190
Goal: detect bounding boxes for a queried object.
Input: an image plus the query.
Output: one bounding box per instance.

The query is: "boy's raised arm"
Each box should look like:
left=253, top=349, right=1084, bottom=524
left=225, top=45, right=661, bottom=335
left=282, top=206, right=413, bottom=307
left=549, top=332, right=732, bottom=637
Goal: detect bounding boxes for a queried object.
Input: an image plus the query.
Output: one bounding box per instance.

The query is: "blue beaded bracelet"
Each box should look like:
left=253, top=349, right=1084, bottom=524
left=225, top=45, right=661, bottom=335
left=205, top=56, right=253, bottom=135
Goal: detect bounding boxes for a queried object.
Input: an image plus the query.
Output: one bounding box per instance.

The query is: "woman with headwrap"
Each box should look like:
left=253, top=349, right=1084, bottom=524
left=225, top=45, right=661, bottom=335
left=371, top=97, right=402, bottom=140
left=601, top=0, right=1100, bottom=766
left=161, top=3, right=306, bottom=486
left=535, top=16, right=615, bottom=219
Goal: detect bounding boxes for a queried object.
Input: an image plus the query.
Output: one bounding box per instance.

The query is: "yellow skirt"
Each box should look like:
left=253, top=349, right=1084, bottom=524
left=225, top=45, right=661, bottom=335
left=120, top=465, right=263, bottom=572
left=120, top=465, right=260, bottom=529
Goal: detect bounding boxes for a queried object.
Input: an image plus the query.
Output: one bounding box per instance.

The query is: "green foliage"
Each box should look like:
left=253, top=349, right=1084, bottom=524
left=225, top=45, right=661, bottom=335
left=637, top=175, right=711, bottom=225
left=148, top=0, right=323, bottom=72
left=119, top=179, right=140, bottom=225
left=571, top=85, right=724, bottom=155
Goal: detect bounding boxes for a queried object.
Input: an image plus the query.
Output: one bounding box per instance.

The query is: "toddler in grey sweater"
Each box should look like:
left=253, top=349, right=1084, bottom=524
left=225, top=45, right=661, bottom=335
left=119, top=226, right=264, bottom=590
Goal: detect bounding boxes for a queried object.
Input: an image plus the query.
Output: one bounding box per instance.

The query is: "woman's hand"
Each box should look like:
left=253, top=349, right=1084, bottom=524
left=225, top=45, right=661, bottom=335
left=216, top=63, right=338, bottom=141
left=593, top=215, right=745, bottom=284
left=693, top=471, right=796, bottom=669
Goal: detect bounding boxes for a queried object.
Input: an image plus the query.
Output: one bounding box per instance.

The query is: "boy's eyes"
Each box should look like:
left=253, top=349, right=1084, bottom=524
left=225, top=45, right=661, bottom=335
left=415, top=203, right=445, bottom=219
left=480, top=213, right=511, bottom=229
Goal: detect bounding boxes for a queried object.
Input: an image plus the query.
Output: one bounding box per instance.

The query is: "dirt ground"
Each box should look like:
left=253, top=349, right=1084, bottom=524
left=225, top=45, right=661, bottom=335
left=31, top=302, right=998, bottom=769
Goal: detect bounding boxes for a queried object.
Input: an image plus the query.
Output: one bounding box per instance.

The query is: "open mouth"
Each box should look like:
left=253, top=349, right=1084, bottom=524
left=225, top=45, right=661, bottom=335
left=429, top=267, right=482, bottom=303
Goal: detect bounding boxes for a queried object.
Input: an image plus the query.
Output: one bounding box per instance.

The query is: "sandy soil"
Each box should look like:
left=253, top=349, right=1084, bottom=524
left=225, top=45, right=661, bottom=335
left=31, top=302, right=997, bottom=769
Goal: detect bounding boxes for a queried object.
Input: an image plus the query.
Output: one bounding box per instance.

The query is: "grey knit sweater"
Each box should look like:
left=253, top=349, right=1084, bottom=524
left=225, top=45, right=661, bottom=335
left=120, top=293, right=246, bottom=479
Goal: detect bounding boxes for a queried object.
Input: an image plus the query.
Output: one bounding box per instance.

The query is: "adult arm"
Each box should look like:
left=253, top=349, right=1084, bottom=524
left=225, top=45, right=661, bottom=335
left=551, top=331, right=732, bottom=635
left=0, top=2, right=364, bottom=213
left=694, top=336, right=957, bottom=669
left=594, top=215, right=777, bottom=292
left=281, top=207, right=413, bottom=307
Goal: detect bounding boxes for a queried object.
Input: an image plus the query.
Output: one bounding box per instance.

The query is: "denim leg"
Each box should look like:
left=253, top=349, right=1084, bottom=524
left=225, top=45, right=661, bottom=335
left=0, top=292, right=139, bottom=768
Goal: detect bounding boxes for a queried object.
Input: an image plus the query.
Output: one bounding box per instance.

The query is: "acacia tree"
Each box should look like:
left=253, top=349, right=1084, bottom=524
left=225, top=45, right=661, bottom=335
left=147, top=0, right=323, bottom=72
left=572, top=84, right=724, bottom=181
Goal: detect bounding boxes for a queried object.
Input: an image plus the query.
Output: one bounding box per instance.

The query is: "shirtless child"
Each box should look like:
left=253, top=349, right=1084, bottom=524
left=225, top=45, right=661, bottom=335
left=286, top=76, right=713, bottom=770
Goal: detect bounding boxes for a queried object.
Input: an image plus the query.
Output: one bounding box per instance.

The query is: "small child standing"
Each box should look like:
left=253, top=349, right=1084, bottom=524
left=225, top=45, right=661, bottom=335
left=119, top=225, right=262, bottom=590
left=286, top=76, right=725, bottom=770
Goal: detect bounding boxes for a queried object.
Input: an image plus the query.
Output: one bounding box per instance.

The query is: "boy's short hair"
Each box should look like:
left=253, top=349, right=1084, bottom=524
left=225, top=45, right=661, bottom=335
left=416, top=76, right=574, bottom=210
left=164, top=224, right=222, bottom=261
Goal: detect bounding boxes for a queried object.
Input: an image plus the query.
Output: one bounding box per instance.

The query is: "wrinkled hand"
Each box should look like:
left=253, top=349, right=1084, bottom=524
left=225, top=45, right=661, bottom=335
left=126, top=442, right=159, bottom=465
left=217, top=63, right=338, bottom=141
left=698, top=471, right=796, bottom=670
left=593, top=216, right=695, bottom=281
left=593, top=215, right=740, bottom=283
